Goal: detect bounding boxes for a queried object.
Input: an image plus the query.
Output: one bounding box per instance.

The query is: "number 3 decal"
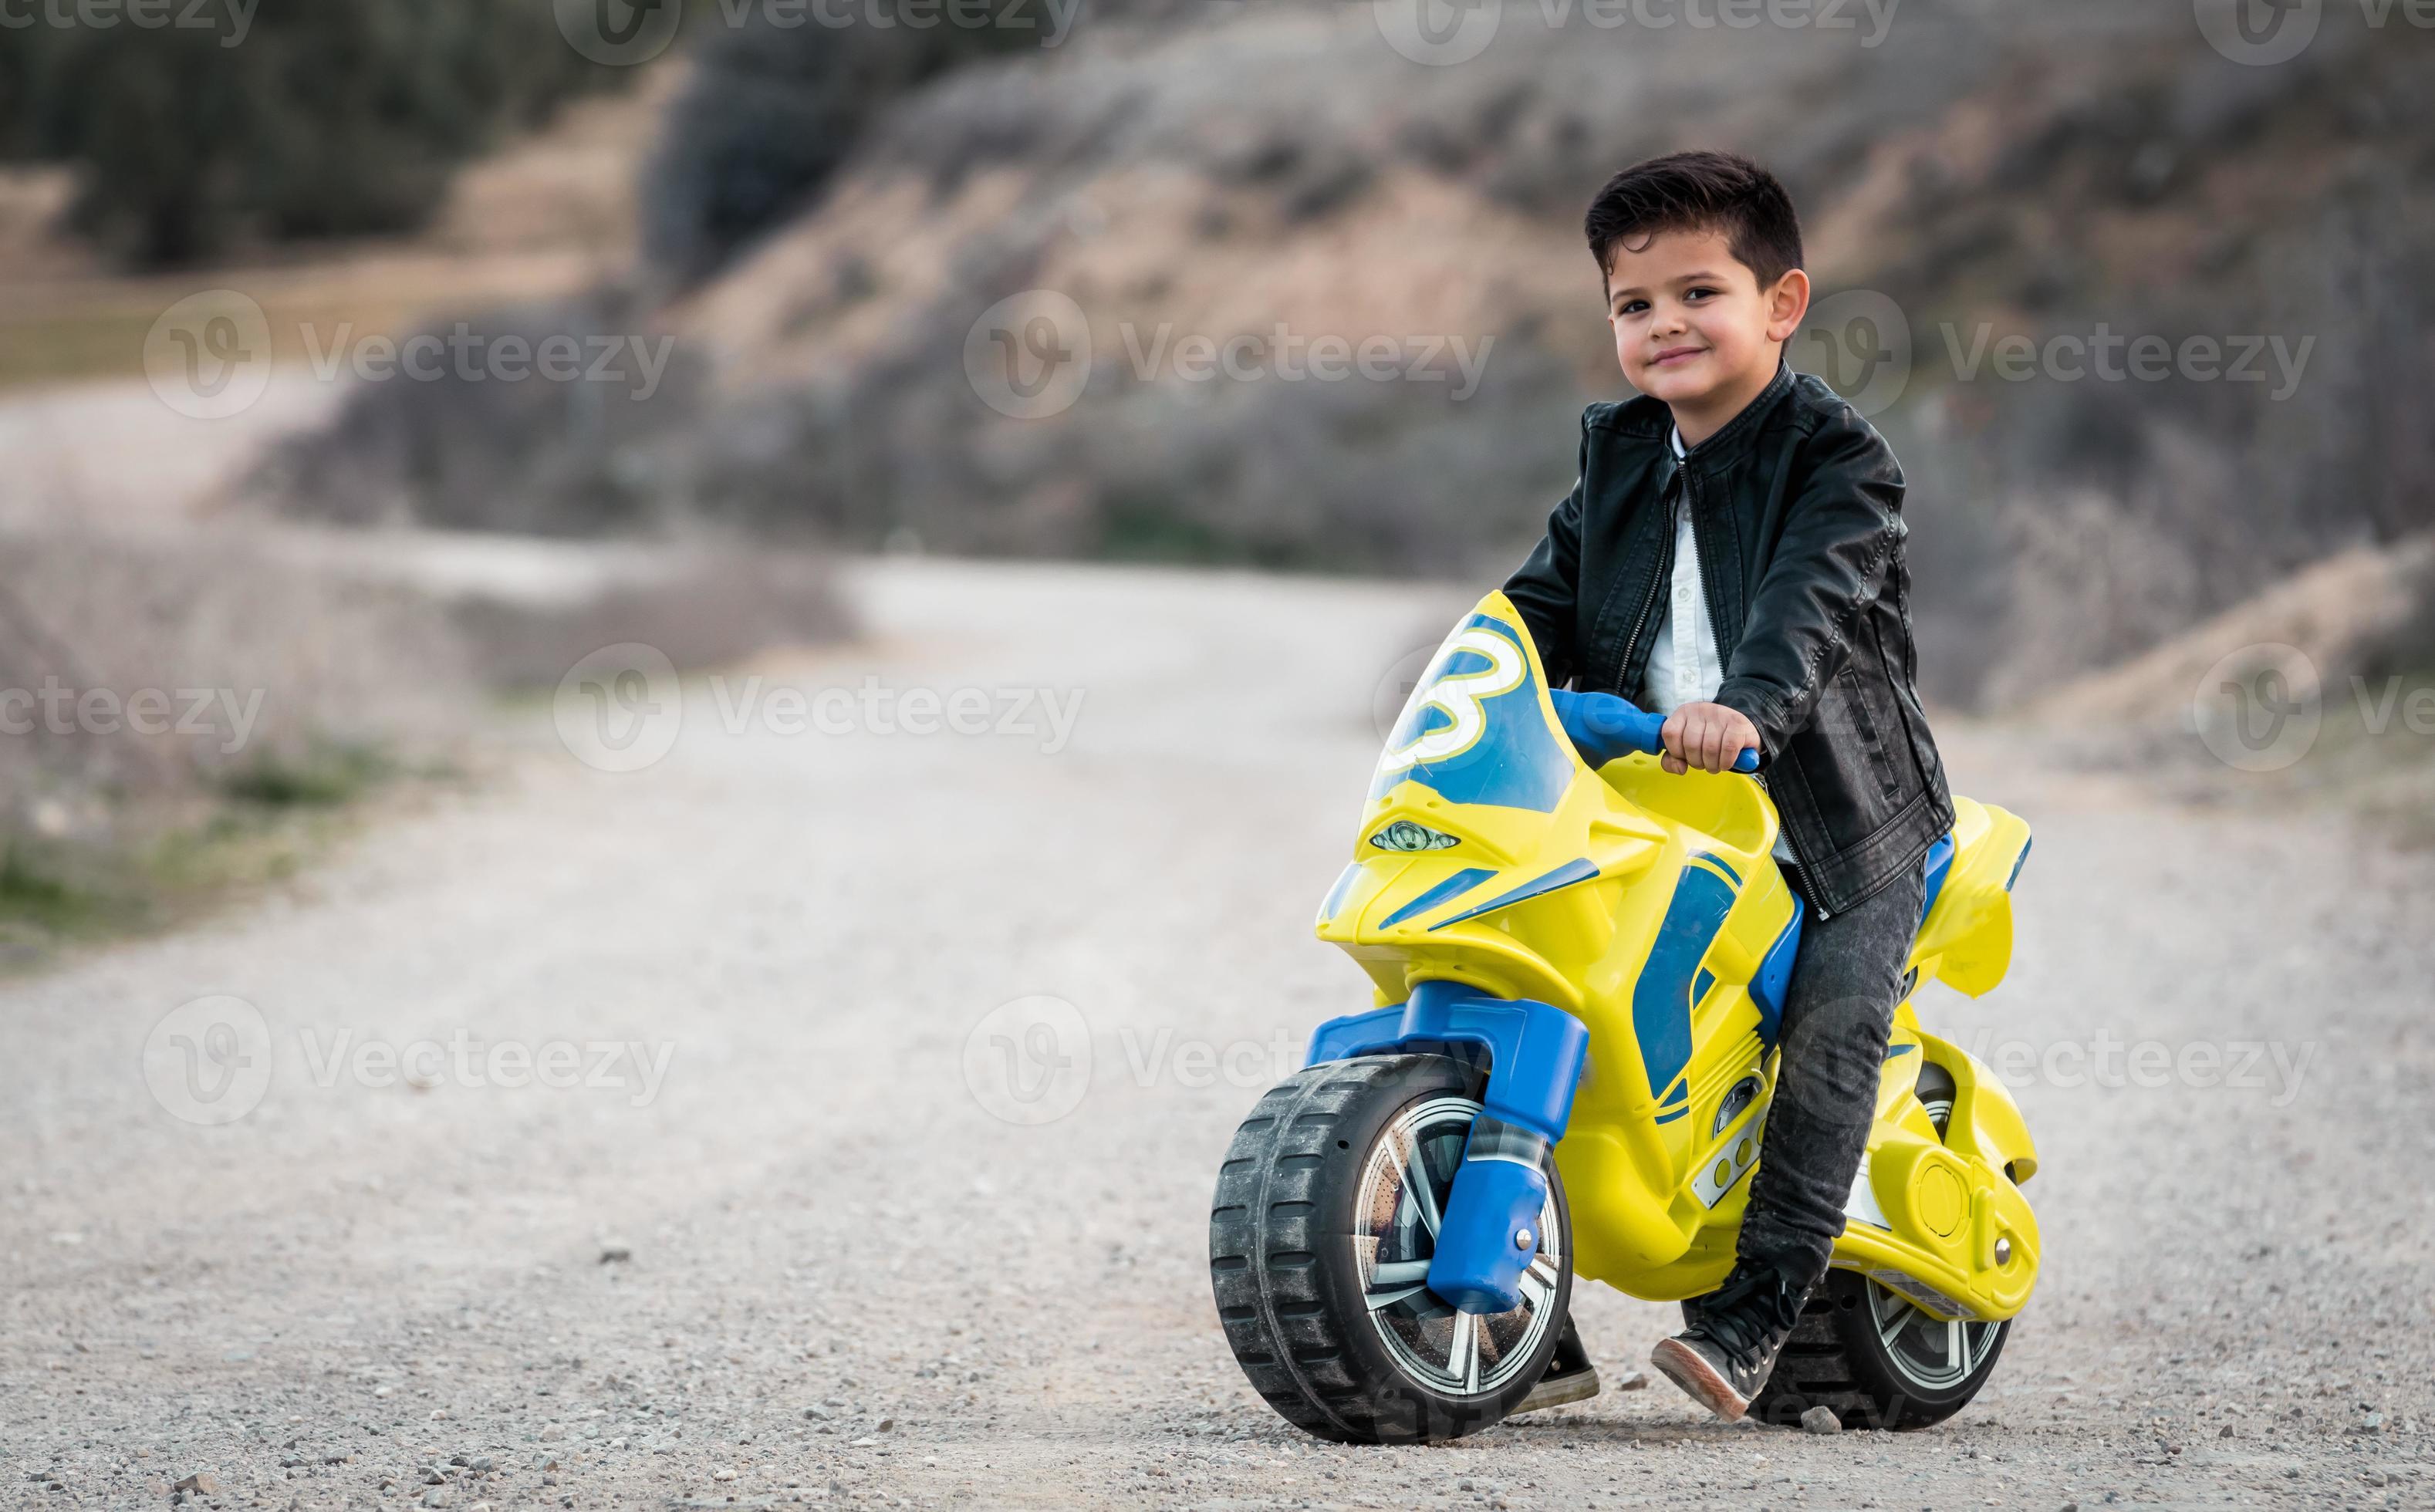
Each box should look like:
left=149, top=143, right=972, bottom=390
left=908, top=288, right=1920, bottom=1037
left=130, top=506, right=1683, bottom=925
left=1379, top=628, right=1527, bottom=775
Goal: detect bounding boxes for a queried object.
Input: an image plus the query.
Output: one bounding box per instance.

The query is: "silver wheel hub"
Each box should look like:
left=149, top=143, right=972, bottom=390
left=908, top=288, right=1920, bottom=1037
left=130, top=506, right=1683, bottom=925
left=1352, top=1095, right=1561, bottom=1398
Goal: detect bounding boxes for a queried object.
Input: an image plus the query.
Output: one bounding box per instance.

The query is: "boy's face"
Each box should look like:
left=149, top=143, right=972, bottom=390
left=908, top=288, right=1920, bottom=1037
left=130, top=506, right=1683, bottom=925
left=1603, top=226, right=1809, bottom=410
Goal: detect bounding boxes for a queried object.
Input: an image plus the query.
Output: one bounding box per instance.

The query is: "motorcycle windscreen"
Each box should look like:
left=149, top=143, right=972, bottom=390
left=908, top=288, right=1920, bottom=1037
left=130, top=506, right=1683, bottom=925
left=1369, top=592, right=1576, bottom=814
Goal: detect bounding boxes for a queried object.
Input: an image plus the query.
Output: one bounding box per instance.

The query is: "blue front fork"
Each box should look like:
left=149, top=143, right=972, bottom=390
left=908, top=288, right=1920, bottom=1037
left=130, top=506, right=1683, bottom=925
left=1305, top=982, right=1589, bottom=1314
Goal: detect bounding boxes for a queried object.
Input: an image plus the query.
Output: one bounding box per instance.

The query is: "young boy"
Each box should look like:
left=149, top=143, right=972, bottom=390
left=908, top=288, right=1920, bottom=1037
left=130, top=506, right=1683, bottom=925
left=1504, top=150, right=1954, bottom=1421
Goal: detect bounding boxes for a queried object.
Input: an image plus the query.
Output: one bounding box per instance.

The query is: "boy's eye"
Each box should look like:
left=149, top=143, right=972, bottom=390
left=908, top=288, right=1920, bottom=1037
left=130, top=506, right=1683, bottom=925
left=1617, top=299, right=1649, bottom=316
left=1684, top=286, right=1717, bottom=302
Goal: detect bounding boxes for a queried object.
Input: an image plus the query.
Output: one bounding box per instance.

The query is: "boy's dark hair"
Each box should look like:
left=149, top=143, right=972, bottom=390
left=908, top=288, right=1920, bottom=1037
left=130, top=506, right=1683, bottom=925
left=1583, top=150, right=1805, bottom=290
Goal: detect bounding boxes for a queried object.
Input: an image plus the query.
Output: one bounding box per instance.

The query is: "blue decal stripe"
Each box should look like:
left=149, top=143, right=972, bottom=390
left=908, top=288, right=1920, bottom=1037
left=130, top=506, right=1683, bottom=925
left=1693, top=852, right=1741, bottom=887
left=1428, top=858, right=1601, bottom=930
left=1883, top=1043, right=1917, bottom=1061
left=1380, top=866, right=1498, bottom=929
left=1632, top=865, right=1740, bottom=1099
left=1691, top=967, right=1715, bottom=1005
left=1317, top=862, right=1360, bottom=924
left=1654, top=1107, right=1688, bottom=1125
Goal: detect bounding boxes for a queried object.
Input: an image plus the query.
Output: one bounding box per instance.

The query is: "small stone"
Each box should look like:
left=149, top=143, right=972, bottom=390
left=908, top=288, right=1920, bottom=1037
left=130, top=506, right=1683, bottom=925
left=877, top=1417, right=896, bottom=1433
left=421, top=1467, right=447, bottom=1484
left=713, top=1470, right=739, bottom=1483
left=470, top=1456, right=492, bottom=1473
left=599, top=1244, right=633, bottom=1264
left=1615, top=1370, right=1650, bottom=1392
left=2219, top=1425, right=2234, bottom=1438
left=1799, top=1406, right=1841, bottom=1435
left=173, top=1474, right=221, bottom=1496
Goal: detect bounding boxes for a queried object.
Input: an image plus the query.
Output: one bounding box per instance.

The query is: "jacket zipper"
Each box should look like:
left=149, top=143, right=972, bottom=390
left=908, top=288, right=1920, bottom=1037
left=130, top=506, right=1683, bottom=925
left=1613, top=464, right=1678, bottom=689
left=1683, top=461, right=1832, bottom=920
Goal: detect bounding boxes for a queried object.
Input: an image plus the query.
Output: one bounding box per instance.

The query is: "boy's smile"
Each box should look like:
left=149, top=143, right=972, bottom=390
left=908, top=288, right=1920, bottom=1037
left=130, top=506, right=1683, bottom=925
left=1604, top=227, right=1809, bottom=445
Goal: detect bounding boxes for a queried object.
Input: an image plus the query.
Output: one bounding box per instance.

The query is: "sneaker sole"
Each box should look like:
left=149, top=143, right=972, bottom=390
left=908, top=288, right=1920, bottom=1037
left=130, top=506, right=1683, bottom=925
left=1649, top=1338, right=1751, bottom=1424
left=1511, top=1366, right=1601, bottom=1416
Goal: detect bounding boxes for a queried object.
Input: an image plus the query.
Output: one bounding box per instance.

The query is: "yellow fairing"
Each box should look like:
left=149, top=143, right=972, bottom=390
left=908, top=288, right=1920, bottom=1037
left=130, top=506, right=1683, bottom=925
left=1317, top=591, right=2041, bottom=1323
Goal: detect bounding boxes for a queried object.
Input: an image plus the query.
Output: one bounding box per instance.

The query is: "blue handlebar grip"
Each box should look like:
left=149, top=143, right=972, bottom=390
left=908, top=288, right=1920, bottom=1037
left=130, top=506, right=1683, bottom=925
left=1551, top=689, right=1759, bottom=773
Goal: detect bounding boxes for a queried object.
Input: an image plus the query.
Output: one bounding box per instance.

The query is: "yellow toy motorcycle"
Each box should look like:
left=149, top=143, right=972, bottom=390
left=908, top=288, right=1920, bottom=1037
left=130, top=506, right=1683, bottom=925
left=1208, top=591, right=2038, bottom=1442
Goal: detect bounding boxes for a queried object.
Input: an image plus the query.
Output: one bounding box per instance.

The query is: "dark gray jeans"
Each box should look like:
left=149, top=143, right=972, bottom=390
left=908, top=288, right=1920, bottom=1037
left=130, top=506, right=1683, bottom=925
left=1735, top=861, right=1929, bottom=1291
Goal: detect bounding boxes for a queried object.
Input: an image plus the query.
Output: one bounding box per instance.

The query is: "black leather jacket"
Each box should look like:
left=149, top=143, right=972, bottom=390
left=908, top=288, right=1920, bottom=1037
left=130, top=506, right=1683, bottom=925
left=1504, top=364, right=1953, bottom=916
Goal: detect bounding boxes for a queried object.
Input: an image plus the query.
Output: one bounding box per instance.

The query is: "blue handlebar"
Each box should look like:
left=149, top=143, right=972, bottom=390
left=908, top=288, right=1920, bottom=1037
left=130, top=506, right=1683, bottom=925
left=1551, top=689, right=1759, bottom=774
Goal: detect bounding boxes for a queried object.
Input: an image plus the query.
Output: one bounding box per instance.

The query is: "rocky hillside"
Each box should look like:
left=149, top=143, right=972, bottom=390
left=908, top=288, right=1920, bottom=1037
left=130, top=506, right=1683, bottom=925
left=262, top=0, right=2435, bottom=708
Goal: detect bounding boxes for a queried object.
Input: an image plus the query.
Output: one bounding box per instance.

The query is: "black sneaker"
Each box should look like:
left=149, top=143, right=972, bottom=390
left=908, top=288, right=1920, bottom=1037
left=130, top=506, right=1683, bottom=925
left=1649, top=1261, right=1808, bottom=1423
left=1512, top=1317, right=1599, bottom=1415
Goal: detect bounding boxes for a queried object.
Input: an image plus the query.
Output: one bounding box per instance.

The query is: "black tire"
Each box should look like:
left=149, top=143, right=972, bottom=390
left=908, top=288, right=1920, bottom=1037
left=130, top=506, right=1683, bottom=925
left=1744, top=1270, right=2010, bottom=1429
left=1742, top=1056, right=2008, bottom=1430
left=1209, top=1054, right=1572, bottom=1444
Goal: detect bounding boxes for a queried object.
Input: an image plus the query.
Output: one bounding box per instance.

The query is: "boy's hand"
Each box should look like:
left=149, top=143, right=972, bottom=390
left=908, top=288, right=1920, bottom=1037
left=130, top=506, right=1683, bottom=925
left=1659, top=701, right=1761, bottom=775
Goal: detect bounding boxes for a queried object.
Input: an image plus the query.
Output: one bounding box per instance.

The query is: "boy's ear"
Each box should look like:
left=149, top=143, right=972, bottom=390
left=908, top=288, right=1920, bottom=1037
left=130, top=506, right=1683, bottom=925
left=1763, top=268, right=1812, bottom=345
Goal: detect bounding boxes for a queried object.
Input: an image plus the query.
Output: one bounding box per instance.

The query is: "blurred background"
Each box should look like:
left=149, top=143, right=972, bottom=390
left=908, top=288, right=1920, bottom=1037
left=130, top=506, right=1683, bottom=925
left=2, top=0, right=2431, bottom=952
left=0, top=0, right=2431, bottom=943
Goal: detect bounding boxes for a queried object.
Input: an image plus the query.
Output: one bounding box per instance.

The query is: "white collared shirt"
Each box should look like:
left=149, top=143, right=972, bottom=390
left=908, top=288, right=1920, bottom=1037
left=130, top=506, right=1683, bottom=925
left=1638, top=427, right=1720, bottom=718
left=1640, top=427, right=1795, bottom=866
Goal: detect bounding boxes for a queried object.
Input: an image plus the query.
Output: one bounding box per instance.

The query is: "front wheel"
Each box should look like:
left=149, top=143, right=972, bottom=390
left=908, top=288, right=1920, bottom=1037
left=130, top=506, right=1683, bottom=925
left=1208, top=1055, right=1572, bottom=1443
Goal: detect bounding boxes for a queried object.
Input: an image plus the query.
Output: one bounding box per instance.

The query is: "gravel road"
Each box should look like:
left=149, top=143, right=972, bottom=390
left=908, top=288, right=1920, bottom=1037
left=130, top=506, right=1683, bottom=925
left=5, top=559, right=2431, bottom=1510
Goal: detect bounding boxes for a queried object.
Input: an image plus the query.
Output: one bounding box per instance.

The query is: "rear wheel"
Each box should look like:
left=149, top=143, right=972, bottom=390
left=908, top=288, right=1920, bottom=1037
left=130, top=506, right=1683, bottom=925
left=1744, top=1058, right=2009, bottom=1430
left=1208, top=1055, right=1572, bottom=1443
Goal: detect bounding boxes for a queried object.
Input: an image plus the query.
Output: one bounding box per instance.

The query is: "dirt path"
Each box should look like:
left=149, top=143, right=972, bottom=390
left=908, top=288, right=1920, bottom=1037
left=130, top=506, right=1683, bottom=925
left=4, top=560, right=2430, bottom=1510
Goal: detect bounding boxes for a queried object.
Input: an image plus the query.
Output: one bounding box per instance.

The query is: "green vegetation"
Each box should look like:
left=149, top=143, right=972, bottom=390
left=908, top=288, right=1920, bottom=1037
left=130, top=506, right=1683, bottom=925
left=0, top=0, right=625, bottom=267
left=0, top=741, right=426, bottom=973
